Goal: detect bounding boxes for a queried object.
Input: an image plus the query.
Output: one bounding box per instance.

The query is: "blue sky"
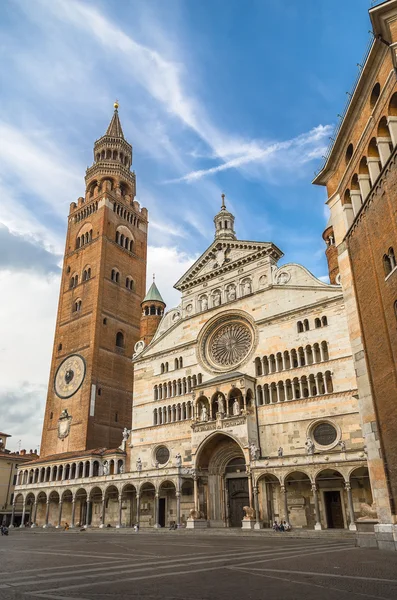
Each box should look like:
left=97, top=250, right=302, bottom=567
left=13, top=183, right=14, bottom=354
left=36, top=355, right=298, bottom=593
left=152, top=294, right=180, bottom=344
left=0, top=0, right=375, bottom=450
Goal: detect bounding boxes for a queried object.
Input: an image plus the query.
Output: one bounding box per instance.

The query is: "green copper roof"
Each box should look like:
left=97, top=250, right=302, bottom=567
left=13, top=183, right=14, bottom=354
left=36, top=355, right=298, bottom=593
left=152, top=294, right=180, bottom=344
left=142, top=281, right=165, bottom=304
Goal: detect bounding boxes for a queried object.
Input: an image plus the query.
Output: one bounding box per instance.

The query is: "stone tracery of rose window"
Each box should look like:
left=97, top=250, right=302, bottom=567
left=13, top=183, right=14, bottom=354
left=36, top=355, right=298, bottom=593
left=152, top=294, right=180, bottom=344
left=209, top=323, right=252, bottom=367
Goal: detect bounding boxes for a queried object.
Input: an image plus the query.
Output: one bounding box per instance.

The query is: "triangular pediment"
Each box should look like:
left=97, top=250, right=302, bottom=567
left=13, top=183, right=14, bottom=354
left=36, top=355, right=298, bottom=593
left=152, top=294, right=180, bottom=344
left=174, top=238, right=283, bottom=291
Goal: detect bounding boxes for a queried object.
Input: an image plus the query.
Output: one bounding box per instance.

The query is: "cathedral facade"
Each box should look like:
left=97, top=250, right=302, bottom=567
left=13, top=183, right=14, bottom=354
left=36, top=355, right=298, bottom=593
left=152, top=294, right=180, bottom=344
left=9, top=98, right=373, bottom=531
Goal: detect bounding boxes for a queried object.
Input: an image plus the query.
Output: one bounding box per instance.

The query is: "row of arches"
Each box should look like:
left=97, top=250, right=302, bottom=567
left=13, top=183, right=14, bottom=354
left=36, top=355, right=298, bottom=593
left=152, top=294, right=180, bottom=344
left=115, top=230, right=133, bottom=252
left=76, top=229, right=93, bottom=249
left=343, top=95, right=397, bottom=221
left=297, top=315, right=328, bottom=333
left=196, top=388, right=253, bottom=421
left=69, top=267, right=92, bottom=288
left=113, top=202, right=140, bottom=227
left=198, top=277, right=253, bottom=311
left=73, top=201, right=98, bottom=224
left=153, top=401, right=194, bottom=425
left=87, top=178, right=133, bottom=200
left=110, top=268, right=135, bottom=291
left=255, top=341, right=329, bottom=376
left=17, top=458, right=125, bottom=487
left=256, top=371, right=333, bottom=404
left=95, top=148, right=131, bottom=168
left=144, top=305, right=163, bottom=316
left=11, top=478, right=188, bottom=529
left=154, top=374, right=203, bottom=400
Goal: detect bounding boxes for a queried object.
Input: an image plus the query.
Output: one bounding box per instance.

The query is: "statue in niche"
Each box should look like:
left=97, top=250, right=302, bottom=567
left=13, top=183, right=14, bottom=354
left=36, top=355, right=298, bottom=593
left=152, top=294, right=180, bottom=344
left=200, top=296, right=208, bottom=311
left=278, top=447, right=283, bottom=457
left=242, top=280, right=252, bottom=295
left=243, top=506, right=256, bottom=520
left=217, top=394, right=225, bottom=414
left=200, top=405, right=208, bottom=421
left=175, top=453, right=182, bottom=467
left=227, top=286, right=236, bottom=301
left=136, top=458, right=142, bottom=472
left=339, top=440, right=346, bottom=451
left=213, top=291, right=221, bottom=307
left=103, top=461, right=109, bottom=475
left=249, top=442, right=259, bottom=461
left=233, top=399, right=240, bottom=416
left=305, top=438, right=315, bottom=455
left=259, top=274, right=267, bottom=288
left=119, top=463, right=124, bottom=474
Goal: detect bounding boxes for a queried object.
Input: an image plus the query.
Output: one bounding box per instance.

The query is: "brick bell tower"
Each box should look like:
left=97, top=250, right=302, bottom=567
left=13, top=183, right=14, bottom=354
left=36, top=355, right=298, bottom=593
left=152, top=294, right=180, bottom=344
left=40, top=102, right=147, bottom=457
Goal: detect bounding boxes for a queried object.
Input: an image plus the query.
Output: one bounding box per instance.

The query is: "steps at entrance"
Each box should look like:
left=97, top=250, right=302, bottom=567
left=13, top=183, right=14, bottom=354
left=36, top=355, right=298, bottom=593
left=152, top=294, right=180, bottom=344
left=10, top=527, right=356, bottom=540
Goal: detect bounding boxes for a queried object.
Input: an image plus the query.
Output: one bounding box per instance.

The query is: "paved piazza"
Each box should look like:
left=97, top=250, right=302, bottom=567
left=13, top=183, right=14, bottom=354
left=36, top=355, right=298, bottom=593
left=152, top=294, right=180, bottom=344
left=0, top=532, right=397, bottom=600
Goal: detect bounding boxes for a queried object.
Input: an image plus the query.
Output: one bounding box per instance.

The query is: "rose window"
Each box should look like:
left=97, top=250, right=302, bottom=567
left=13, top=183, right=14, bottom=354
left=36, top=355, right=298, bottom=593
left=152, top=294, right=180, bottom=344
left=209, top=323, right=252, bottom=367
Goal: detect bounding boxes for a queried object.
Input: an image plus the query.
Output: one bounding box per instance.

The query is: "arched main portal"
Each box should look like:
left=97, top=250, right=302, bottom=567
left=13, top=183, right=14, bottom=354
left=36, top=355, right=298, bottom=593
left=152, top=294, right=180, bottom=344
left=195, top=433, right=248, bottom=527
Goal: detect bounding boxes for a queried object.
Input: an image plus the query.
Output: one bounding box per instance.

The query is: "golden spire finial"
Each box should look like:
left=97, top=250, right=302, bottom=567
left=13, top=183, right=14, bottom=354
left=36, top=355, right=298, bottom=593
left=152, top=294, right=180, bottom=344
left=114, top=99, right=119, bottom=110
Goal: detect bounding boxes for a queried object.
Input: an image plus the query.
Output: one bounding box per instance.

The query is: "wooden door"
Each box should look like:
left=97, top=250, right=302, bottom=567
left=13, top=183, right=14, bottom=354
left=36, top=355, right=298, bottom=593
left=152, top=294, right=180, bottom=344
left=228, top=478, right=249, bottom=527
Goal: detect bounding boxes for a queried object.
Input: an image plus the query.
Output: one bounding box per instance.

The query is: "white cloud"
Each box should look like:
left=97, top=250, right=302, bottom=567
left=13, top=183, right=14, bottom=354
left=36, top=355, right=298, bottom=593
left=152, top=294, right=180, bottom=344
left=147, top=245, right=198, bottom=309
left=168, top=125, right=333, bottom=184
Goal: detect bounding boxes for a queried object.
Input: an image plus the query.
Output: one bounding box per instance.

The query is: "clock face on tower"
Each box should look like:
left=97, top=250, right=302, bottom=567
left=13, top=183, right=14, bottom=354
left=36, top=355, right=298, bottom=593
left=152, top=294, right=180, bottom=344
left=54, top=354, right=86, bottom=399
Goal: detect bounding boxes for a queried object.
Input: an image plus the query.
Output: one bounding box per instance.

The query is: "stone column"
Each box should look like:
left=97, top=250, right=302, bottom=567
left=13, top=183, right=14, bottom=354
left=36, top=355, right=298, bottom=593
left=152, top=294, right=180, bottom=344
left=116, top=494, right=123, bottom=528
left=193, top=475, right=199, bottom=512
left=276, top=383, right=281, bottom=403
left=350, top=190, right=362, bottom=216
left=299, top=379, right=304, bottom=399
left=281, top=485, right=289, bottom=524
left=377, top=137, right=391, bottom=167
left=311, top=484, right=322, bottom=530
left=345, top=482, right=357, bottom=531
left=70, top=499, right=76, bottom=528
left=367, top=157, right=381, bottom=185
left=31, top=501, right=38, bottom=528
left=303, top=347, right=309, bottom=366
left=387, top=116, right=397, bottom=146
left=248, top=471, right=253, bottom=509
left=357, top=174, right=371, bottom=200
left=154, top=493, right=160, bottom=528
left=314, top=374, right=320, bottom=396
left=56, top=501, right=63, bottom=529
left=86, top=500, right=93, bottom=527
left=319, top=343, right=325, bottom=362
left=253, top=486, right=261, bottom=530
left=43, top=500, right=50, bottom=528
left=19, top=502, right=26, bottom=528
left=136, top=494, right=140, bottom=528
left=99, top=498, right=106, bottom=528
left=89, top=461, right=94, bottom=478
left=291, top=383, right=297, bottom=400
left=281, top=353, right=286, bottom=371
left=324, top=374, right=331, bottom=394
left=176, top=491, right=181, bottom=528
left=9, top=503, right=16, bottom=528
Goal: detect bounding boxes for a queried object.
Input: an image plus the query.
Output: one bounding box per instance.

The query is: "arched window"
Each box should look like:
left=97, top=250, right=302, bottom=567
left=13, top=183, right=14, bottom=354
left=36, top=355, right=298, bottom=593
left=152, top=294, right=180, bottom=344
left=383, top=254, right=392, bottom=276
left=175, top=358, right=179, bottom=369
left=179, top=357, right=183, bottom=368
left=165, top=362, right=169, bottom=372
left=389, top=247, right=396, bottom=271
left=345, top=143, right=353, bottom=164
left=315, top=318, right=321, bottom=328
left=297, top=321, right=303, bottom=333
left=116, top=332, right=124, bottom=348
left=161, top=363, right=164, bottom=374
left=111, top=268, right=120, bottom=283
left=150, top=305, right=156, bottom=315
left=73, top=299, right=82, bottom=312
left=370, top=82, right=380, bottom=109
left=197, top=373, right=202, bottom=384
left=321, top=315, right=328, bottom=326
left=303, top=319, right=309, bottom=331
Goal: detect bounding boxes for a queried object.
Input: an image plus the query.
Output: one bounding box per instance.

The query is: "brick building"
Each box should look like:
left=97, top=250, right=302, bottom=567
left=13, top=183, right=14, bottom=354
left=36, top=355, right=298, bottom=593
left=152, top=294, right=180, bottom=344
left=314, top=0, right=397, bottom=550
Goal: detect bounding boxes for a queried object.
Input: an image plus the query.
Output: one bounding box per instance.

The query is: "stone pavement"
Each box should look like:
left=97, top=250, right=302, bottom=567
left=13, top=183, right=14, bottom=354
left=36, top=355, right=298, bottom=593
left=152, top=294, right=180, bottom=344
left=0, top=530, right=396, bottom=599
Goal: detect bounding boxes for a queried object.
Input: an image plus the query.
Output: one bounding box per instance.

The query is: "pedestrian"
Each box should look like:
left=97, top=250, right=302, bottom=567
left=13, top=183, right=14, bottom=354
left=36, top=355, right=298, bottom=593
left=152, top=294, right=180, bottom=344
left=283, top=520, right=291, bottom=531
left=272, top=520, right=279, bottom=531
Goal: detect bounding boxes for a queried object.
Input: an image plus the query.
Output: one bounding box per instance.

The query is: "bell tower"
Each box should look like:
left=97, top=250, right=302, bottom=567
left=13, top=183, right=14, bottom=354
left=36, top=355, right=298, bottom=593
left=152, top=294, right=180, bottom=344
left=40, top=103, right=147, bottom=457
